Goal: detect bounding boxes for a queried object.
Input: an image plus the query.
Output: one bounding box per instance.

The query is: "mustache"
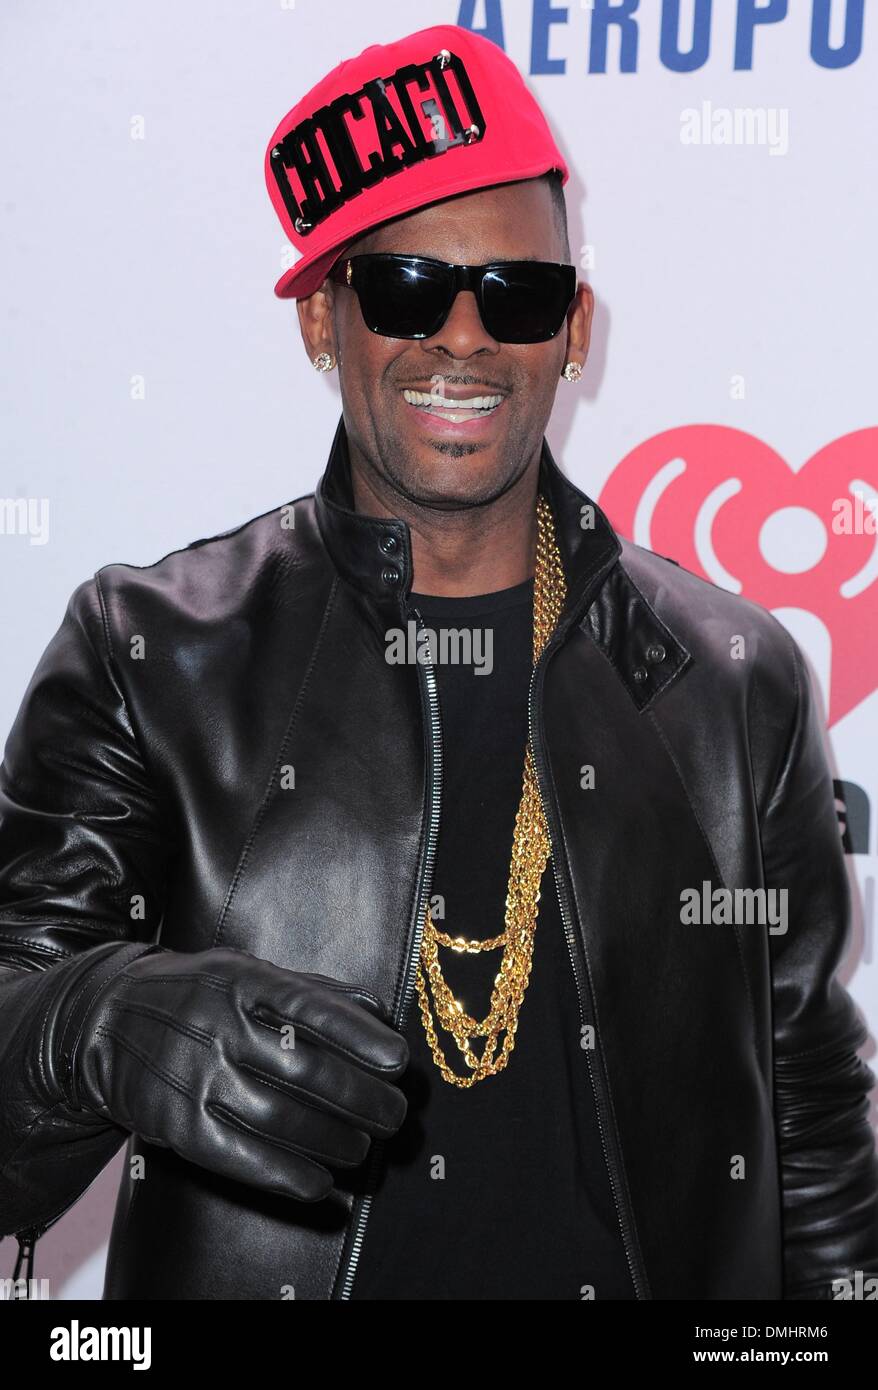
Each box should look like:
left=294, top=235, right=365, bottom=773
left=398, top=378, right=510, bottom=393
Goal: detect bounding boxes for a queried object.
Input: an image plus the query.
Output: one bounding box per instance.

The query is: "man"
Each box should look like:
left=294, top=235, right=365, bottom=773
left=0, top=23, right=876, bottom=1302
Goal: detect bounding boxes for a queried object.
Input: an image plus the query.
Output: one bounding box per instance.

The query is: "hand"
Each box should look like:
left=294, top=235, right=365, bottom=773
left=49, top=946, right=409, bottom=1202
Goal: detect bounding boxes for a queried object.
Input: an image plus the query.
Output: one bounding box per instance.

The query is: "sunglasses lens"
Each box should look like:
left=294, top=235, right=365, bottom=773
left=480, top=264, right=576, bottom=344
left=356, top=258, right=451, bottom=339
left=347, top=257, right=576, bottom=343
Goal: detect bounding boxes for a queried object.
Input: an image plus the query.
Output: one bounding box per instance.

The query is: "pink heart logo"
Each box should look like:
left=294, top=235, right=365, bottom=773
left=598, top=426, right=878, bottom=725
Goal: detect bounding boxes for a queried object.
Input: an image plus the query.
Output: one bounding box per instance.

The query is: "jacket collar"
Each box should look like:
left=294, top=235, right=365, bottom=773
left=314, top=414, right=621, bottom=623
left=313, top=414, right=691, bottom=711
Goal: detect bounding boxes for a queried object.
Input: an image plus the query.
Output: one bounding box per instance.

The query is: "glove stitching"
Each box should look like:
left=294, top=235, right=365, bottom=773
left=124, top=972, right=231, bottom=992
left=252, top=1015, right=403, bottom=1075
left=58, top=947, right=160, bottom=1104
left=96, top=1023, right=197, bottom=1102
left=33, top=945, right=136, bottom=1104
left=205, top=1099, right=342, bottom=1169
left=117, top=973, right=392, bottom=1057
left=103, top=997, right=214, bottom=1045
left=206, top=1100, right=361, bottom=1167
left=237, top=1059, right=399, bottom=1137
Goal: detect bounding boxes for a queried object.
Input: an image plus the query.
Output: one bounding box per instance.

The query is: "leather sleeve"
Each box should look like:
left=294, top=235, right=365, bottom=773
left=0, top=575, right=171, bottom=1238
left=760, top=632, right=878, bottom=1299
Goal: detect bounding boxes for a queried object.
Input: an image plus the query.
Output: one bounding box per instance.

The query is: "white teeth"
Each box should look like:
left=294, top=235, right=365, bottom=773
left=403, top=389, right=503, bottom=411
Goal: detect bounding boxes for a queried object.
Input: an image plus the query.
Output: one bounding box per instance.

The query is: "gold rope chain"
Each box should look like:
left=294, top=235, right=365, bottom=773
left=415, top=493, right=567, bottom=1087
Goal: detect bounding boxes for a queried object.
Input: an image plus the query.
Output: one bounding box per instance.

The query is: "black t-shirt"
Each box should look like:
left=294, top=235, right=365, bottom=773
left=351, top=576, right=634, bottom=1300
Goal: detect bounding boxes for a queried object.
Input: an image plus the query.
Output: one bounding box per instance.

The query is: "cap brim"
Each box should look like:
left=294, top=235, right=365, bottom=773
left=272, top=161, right=570, bottom=301
left=274, top=242, right=349, bottom=300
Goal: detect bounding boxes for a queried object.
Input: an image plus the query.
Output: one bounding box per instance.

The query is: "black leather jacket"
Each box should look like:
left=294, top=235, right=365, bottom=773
left=1, top=415, right=877, bottom=1300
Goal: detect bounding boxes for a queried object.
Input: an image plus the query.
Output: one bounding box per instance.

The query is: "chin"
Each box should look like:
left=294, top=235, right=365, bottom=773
left=404, top=466, right=513, bottom=510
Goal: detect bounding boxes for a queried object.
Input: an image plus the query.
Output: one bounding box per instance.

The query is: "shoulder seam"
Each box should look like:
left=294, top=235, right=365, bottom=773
left=93, top=491, right=316, bottom=578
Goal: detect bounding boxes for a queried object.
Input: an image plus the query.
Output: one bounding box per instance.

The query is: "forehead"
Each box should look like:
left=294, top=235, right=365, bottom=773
left=350, top=178, right=558, bottom=262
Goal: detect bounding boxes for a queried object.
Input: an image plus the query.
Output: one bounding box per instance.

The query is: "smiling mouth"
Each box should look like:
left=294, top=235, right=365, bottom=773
left=402, top=388, right=505, bottom=423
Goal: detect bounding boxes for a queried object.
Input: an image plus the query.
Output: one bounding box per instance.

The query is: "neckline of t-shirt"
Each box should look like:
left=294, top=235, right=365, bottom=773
left=410, top=575, right=534, bottom=617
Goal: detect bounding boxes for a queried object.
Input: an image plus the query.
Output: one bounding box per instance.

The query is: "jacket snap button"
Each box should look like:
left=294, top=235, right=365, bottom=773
left=379, top=532, right=398, bottom=555
left=646, top=643, right=666, bottom=664
left=381, top=565, right=400, bottom=586
left=632, top=666, right=648, bottom=683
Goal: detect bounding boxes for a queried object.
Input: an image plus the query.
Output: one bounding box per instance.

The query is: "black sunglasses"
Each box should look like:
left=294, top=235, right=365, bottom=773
left=328, top=253, right=577, bottom=344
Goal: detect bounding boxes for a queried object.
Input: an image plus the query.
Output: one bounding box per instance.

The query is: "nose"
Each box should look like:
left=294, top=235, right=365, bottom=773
left=423, top=289, right=500, bottom=357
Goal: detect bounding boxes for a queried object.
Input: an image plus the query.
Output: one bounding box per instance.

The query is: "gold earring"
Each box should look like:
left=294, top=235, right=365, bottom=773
left=313, top=352, right=336, bottom=372
left=562, top=361, right=583, bottom=382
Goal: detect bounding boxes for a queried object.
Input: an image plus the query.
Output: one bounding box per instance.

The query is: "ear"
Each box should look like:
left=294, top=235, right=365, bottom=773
left=296, top=279, right=338, bottom=364
left=564, top=281, right=594, bottom=367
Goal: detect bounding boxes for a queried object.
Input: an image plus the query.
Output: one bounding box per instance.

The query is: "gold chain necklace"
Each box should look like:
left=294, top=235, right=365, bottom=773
left=415, top=493, right=567, bottom=1087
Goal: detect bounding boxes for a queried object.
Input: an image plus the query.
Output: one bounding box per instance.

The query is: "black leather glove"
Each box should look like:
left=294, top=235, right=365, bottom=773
left=43, top=943, right=409, bottom=1203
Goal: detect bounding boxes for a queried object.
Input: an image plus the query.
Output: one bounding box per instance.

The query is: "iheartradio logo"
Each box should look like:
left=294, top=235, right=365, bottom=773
left=598, top=426, right=878, bottom=727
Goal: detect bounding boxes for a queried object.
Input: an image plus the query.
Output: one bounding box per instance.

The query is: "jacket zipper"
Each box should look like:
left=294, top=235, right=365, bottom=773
left=10, top=1186, right=89, bottom=1294
left=527, top=622, right=649, bottom=1300
left=337, top=570, right=646, bottom=1299
left=12, top=1233, right=37, bottom=1289
left=336, top=606, right=443, bottom=1300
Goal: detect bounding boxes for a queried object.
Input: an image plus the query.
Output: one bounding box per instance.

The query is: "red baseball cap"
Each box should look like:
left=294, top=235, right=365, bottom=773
left=265, top=23, right=570, bottom=300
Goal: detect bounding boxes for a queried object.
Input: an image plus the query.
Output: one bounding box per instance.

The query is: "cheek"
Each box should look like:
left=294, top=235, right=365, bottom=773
left=512, top=351, right=566, bottom=405
left=337, top=349, right=410, bottom=431
left=335, top=295, right=386, bottom=363
left=515, top=336, right=566, bottom=373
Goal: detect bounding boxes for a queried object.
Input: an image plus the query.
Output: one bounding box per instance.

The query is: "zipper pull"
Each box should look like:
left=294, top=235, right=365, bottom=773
left=12, top=1227, right=39, bottom=1295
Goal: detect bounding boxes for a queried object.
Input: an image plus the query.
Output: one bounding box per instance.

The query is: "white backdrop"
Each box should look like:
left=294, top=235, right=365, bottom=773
left=0, top=0, right=875, bottom=1298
